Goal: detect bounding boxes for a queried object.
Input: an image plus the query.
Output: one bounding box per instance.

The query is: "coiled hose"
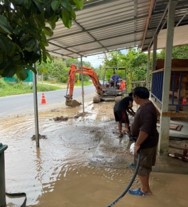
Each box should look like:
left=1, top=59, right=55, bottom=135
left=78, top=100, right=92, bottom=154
left=106, top=152, right=141, bottom=207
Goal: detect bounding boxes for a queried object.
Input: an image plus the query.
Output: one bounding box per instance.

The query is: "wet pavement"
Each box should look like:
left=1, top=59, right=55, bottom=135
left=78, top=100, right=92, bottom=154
left=0, top=101, right=188, bottom=207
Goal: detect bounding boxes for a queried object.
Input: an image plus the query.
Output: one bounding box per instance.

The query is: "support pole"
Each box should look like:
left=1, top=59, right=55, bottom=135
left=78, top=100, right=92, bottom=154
left=80, top=56, right=85, bottom=113
left=146, top=49, right=151, bottom=89
left=152, top=35, right=157, bottom=71
left=150, top=35, right=157, bottom=94
left=0, top=143, right=8, bottom=207
left=159, top=0, right=178, bottom=154
left=33, top=65, right=40, bottom=148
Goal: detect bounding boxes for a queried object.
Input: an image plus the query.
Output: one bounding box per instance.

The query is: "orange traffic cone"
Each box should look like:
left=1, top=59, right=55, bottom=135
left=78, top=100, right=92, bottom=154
left=40, top=93, right=47, bottom=104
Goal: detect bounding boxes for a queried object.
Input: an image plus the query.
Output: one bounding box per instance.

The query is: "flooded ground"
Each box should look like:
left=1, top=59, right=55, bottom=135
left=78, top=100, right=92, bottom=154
left=0, top=101, right=188, bottom=207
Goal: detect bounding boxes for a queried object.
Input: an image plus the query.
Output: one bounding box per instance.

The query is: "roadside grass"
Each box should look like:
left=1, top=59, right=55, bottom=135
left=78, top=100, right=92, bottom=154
left=0, top=79, right=63, bottom=97
left=0, top=79, right=91, bottom=97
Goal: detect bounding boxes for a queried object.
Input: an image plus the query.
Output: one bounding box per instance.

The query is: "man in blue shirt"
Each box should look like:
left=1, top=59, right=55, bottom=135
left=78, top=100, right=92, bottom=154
left=110, top=72, right=120, bottom=87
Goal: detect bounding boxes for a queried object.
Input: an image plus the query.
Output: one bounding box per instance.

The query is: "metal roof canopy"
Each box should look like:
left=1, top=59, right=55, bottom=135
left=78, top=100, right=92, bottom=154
left=47, top=0, right=188, bottom=59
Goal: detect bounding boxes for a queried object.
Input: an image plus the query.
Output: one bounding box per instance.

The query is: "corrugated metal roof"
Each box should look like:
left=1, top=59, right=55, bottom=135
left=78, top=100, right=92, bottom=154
left=47, top=0, right=188, bottom=58
left=143, top=0, right=188, bottom=50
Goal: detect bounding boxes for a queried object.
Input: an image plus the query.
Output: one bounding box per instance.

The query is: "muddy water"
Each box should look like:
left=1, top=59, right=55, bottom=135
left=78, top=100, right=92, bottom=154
left=1, top=102, right=188, bottom=207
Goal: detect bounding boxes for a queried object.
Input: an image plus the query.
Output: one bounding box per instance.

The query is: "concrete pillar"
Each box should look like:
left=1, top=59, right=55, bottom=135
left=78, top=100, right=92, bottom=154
left=0, top=143, right=8, bottom=207
left=159, top=0, right=178, bottom=154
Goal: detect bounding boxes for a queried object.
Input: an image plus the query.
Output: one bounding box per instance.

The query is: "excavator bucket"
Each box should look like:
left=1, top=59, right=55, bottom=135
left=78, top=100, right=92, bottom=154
left=65, top=99, right=81, bottom=107
left=93, top=94, right=101, bottom=103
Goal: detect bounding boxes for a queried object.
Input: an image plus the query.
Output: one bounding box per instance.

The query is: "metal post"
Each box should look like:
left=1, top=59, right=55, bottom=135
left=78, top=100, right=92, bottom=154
left=80, top=56, right=85, bottom=113
left=146, top=49, right=151, bottom=90
left=152, top=35, right=157, bottom=71
left=33, top=65, right=40, bottom=148
left=0, top=143, right=8, bottom=207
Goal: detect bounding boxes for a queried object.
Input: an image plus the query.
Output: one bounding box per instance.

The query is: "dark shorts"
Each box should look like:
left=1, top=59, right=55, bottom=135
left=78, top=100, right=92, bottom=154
left=136, top=146, right=157, bottom=176
left=114, top=111, right=129, bottom=124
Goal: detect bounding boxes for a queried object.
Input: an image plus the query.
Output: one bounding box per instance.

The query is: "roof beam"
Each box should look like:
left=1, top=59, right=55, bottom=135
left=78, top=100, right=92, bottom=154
left=176, top=10, right=188, bottom=26
left=83, top=0, right=116, bottom=9
left=133, top=0, right=138, bottom=47
left=141, top=0, right=156, bottom=50
left=47, top=41, right=81, bottom=56
left=147, top=4, right=169, bottom=50
left=66, top=39, right=141, bottom=56
left=74, top=19, right=109, bottom=52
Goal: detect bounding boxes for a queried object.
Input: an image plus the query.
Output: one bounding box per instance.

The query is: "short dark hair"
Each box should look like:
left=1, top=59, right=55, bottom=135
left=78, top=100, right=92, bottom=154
left=128, top=92, right=133, bottom=97
left=133, top=87, right=149, bottom=99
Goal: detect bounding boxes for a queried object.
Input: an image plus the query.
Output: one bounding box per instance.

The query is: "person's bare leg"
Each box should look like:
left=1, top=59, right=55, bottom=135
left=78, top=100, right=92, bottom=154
left=118, top=122, right=123, bottom=137
left=124, top=123, right=130, bottom=133
left=138, top=174, right=152, bottom=194
left=118, top=122, right=122, bottom=133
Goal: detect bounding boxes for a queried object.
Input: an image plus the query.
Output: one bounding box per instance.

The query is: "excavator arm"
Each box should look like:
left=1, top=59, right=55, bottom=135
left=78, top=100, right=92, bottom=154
left=65, top=64, right=103, bottom=106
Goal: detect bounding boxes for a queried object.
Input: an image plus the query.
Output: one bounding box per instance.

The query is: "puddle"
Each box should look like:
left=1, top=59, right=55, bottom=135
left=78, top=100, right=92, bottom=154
left=0, top=102, right=188, bottom=207
left=0, top=102, right=130, bottom=206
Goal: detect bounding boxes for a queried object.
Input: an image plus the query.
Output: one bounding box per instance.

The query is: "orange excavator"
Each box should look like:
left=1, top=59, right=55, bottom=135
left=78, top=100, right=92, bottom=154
left=65, top=64, right=124, bottom=107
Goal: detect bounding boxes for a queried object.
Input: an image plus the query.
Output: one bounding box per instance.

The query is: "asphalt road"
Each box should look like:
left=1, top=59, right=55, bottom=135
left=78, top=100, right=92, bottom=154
left=0, top=85, right=95, bottom=118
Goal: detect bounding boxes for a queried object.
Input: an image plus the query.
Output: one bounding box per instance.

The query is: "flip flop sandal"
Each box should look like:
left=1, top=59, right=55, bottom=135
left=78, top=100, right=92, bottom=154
left=129, top=188, right=146, bottom=196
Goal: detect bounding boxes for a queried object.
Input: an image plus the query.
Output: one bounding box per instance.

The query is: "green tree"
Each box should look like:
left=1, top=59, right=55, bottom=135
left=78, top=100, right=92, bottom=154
left=37, top=58, right=67, bottom=82
left=0, top=0, right=84, bottom=79
left=37, top=57, right=93, bottom=83
left=102, top=49, right=147, bottom=91
left=158, top=44, right=188, bottom=59
left=101, top=51, right=126, bottom=81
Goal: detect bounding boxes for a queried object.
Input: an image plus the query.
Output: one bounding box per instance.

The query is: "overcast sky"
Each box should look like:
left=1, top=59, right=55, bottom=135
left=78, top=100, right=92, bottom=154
left=82, top=49, right=128, bottom=68
left=82, top=53, right=105, bottom=68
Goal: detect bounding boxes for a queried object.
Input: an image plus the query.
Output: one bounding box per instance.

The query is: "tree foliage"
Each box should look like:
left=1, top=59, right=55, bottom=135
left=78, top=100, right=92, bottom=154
left=37, top=57, right=93, bottom=83
left=0, top=0, right=84, bottom=79
left=101, top=49, right=147, bottom=91
left=157, top=44, right=188, bottom=59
